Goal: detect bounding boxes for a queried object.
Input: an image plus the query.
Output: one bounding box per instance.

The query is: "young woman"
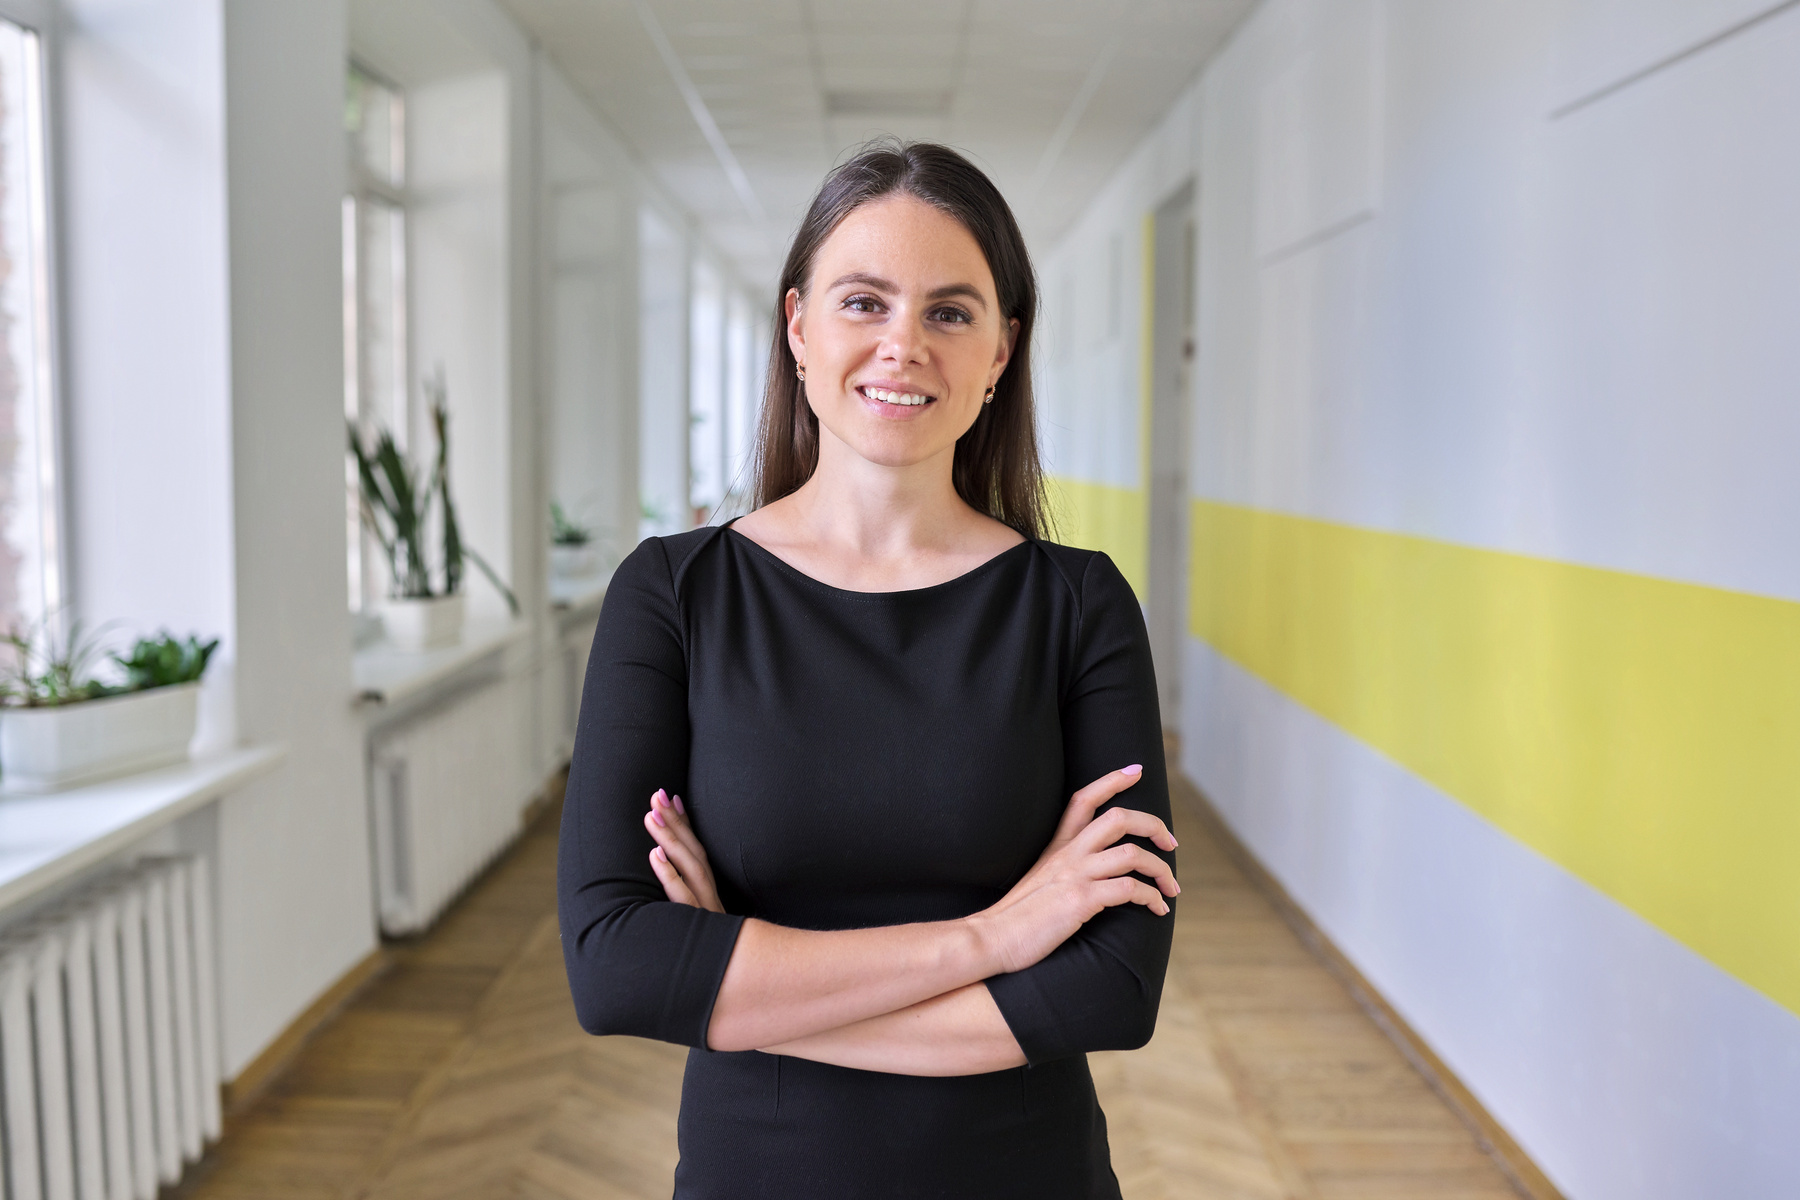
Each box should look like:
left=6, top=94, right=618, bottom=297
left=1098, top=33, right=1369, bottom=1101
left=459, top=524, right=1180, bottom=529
left=558, top=141, right=1178, bottom=1198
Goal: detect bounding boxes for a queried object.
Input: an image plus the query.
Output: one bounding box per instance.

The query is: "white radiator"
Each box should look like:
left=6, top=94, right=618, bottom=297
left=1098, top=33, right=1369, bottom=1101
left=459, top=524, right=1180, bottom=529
left=370, top=679, right=525, bottom=935
left=0, top=856, right=221, bottom=1200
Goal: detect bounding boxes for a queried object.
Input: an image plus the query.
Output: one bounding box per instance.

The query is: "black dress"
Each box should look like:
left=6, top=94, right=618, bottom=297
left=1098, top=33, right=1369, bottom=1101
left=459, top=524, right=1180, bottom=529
left=557, top=525, right=1175, bottom=1199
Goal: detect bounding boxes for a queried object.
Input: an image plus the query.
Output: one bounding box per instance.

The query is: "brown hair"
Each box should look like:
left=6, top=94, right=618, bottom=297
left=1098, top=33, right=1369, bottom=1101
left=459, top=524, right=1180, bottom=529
left=750, top=140, right=1051, bottom=540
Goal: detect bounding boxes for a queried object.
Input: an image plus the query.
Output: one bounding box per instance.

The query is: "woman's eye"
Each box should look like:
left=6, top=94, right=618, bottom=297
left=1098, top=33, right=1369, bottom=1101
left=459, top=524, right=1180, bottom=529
left=844, top=294, right=882, bottom=313
left=932, top=307, right=973, bottom=325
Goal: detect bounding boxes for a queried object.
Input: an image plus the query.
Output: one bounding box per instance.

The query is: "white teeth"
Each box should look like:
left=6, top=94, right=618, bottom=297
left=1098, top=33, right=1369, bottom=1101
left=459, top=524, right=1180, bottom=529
left=864, top=387, right=932, bottom=406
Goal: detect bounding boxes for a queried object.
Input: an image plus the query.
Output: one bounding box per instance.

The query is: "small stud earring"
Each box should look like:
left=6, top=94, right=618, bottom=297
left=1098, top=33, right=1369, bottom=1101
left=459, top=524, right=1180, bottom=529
left=982, top=386, right=996, bottom=405
left=796, top=364, right=806, bottom=382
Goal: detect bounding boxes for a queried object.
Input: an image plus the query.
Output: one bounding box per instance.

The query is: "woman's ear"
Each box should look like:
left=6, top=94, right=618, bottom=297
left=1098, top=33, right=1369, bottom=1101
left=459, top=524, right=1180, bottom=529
left=989, top=316, right=1021, bottom=387
left=785, top=287, right=805, bottom=366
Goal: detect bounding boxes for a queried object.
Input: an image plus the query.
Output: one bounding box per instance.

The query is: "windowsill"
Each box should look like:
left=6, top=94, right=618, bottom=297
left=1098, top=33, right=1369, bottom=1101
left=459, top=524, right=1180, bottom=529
left=352, top=616, right=529, bottom=707
left=0, top=744, right=287, bottom=913
left=549, top=568, right=612, bottom=617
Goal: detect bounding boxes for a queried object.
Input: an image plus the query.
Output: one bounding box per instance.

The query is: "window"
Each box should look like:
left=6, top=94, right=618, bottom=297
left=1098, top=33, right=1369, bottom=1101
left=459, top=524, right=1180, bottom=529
left=722, top=294, right=755, bottom=512
left=343, top=64, right=409, bottom=613
left=0, top=14, right=58, bottom=635
left=690, top=271, right=761, bottom=524
left=688, top=260, right=723, bottom=522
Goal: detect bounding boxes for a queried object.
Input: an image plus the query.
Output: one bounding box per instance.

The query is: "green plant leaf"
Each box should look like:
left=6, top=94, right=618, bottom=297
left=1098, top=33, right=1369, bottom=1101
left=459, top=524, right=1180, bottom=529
left=349, top=422, right=400, bottom=567
left=111, top=632, right=220, bottom=689
left=550, top=501, right=593, bottom=546
left=373, top=430, right=434, bottom=597
left=0, top=613, right=118, bottom=706
left=431, top=393, right=463, bottom=597
left=347, top=367, right=514, bottom=611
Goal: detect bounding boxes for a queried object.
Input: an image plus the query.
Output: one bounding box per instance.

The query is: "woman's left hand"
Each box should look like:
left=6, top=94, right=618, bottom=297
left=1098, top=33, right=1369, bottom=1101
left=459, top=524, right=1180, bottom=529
left=644, top=788, right=725, bottom=913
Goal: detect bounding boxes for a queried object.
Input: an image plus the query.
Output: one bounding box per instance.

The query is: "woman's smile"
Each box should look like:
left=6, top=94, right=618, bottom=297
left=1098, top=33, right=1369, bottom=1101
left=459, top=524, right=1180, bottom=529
left=857, top=381, right=938, bottom=413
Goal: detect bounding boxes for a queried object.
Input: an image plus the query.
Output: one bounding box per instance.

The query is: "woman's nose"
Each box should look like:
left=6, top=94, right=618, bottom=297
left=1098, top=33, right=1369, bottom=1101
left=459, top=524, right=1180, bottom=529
left=876, top=313, right=929, bottom=364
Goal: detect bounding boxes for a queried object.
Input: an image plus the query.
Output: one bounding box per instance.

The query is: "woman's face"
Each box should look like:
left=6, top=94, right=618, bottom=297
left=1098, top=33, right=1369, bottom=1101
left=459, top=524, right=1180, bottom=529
left=787, top=193, right=1016, bottom=471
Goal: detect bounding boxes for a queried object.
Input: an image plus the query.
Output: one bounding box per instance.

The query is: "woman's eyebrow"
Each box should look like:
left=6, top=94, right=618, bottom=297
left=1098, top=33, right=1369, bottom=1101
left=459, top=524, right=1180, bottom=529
left=827, top=272, right=990, bottom=312
left=828, top=271, right=897, bottom=293
left=926, top=283, right=989, bottom=311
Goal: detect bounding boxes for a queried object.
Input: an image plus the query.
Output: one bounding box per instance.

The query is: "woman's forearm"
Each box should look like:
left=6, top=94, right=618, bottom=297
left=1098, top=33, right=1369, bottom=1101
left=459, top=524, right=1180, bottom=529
left=679, top=766, right=1177, bottom=1055
left=759, top=983, right=1026, bottom=1076
left=706, top=917, right=999, bottom=1052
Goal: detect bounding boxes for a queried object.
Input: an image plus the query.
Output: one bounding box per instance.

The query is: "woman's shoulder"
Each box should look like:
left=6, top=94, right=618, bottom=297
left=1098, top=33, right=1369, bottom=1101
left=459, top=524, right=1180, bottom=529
left=1024, top=538, right=1132, bottom=606
left=649, top=525, right=730, bottom=573
left=613, top=526, right=733, bottom=599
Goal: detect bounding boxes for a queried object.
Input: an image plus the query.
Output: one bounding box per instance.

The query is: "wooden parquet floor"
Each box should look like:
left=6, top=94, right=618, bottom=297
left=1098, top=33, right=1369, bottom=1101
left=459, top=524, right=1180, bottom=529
left=177, top=775, right=1526, bottom=1200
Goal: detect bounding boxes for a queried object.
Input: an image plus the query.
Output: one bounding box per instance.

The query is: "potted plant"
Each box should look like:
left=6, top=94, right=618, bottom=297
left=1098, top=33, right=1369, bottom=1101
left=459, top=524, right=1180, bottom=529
left=0, top=625, right=218, bottom=791
left=349, top=369, right=518, bottom=650
left=549, top=501, right=602, bottom=581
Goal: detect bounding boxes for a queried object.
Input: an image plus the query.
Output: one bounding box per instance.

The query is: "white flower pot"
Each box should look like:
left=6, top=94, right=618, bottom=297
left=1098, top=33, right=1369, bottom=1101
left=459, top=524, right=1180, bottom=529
left=381, top=593, right=465, bottom=651
left=550, top=543, right=601, bottom=581
left=0, top=682, right=200, bottom=792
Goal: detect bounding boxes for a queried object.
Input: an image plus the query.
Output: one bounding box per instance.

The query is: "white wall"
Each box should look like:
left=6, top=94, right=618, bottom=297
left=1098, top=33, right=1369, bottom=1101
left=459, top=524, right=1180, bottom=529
left=217, top=0, right=374, bottom=1077
left=1041, top=0, right=1800, bottom=1195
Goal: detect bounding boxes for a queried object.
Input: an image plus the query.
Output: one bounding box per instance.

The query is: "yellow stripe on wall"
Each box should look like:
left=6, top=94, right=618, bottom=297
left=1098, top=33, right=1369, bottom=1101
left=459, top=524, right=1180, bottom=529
left=1047, top=476, right=1148, bottom=598
left=1189, top=498, right=1800, bottom=1015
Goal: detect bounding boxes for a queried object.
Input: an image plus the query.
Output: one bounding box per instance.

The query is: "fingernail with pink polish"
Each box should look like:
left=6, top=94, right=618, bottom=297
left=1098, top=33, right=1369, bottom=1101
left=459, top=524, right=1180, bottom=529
left=672, top=795, right=686, bottom=816
left=1122, top=764, right=1142, bottom=776
left=653, top=788, right=667, bottom=804
left=653, top=846, right=667, bottom=863
left=651, top=810, right=666, bottom=827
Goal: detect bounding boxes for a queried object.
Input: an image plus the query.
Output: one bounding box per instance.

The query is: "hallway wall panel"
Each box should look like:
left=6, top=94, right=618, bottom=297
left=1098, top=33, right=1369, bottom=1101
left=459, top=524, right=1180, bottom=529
left=218, top=0, right=377, bottom=1082
left=1039, top=0, right=1800, bottom=1194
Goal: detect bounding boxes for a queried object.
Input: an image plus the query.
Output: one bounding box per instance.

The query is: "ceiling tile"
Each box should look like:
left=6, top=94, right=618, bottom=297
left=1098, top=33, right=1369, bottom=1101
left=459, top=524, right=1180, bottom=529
left=498, top=0, right=1254, bottom=288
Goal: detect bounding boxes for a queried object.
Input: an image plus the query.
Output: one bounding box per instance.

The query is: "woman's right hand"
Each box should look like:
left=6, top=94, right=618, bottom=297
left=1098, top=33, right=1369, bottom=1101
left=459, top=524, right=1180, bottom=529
left=966, top=766, right=1180, bottom=975
left=644, top=788, right=725, bottom=914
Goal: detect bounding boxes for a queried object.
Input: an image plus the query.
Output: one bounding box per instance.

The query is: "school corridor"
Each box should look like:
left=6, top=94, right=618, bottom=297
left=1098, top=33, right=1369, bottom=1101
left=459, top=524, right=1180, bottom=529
left=0, top=1, right=1792, bottom=1198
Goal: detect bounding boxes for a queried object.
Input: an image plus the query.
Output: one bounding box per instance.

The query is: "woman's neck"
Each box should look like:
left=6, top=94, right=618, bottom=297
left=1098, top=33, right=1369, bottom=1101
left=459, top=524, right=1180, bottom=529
left=787, top=437, right=972, bottom=557
left=732, top=429, right=1023, bottom=592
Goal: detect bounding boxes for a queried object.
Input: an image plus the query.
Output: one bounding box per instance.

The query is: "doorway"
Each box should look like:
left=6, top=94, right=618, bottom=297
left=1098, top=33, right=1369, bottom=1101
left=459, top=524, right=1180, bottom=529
left=1147, top=181, right=1196, bottom=729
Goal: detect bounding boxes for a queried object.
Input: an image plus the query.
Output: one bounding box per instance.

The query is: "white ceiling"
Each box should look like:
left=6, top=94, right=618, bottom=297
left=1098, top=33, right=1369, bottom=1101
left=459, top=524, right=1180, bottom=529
left=496, top=0, right=1255, bottom=290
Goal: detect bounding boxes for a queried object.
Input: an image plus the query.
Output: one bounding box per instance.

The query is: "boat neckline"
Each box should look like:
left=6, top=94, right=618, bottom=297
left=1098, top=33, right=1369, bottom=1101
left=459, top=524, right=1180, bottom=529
left=720, top=525, right=1033, bottom=600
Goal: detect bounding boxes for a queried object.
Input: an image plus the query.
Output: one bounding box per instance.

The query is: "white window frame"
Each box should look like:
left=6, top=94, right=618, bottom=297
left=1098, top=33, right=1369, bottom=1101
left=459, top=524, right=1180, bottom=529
left=343, top=60, right=411, bottom=616
left=0, top=0, right=68, bottom=633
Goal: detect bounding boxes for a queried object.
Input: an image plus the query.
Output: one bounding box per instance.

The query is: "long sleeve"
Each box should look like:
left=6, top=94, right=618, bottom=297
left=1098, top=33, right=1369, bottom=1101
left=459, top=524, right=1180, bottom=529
left=984, top=550, right=1176, bottom=1063
left=557, top=537, right=745, bottom=1045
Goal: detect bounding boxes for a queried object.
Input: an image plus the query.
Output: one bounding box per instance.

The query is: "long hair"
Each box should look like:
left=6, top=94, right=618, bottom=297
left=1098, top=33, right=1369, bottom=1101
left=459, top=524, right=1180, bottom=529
left=750, top=140, right=1051, bottom=540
